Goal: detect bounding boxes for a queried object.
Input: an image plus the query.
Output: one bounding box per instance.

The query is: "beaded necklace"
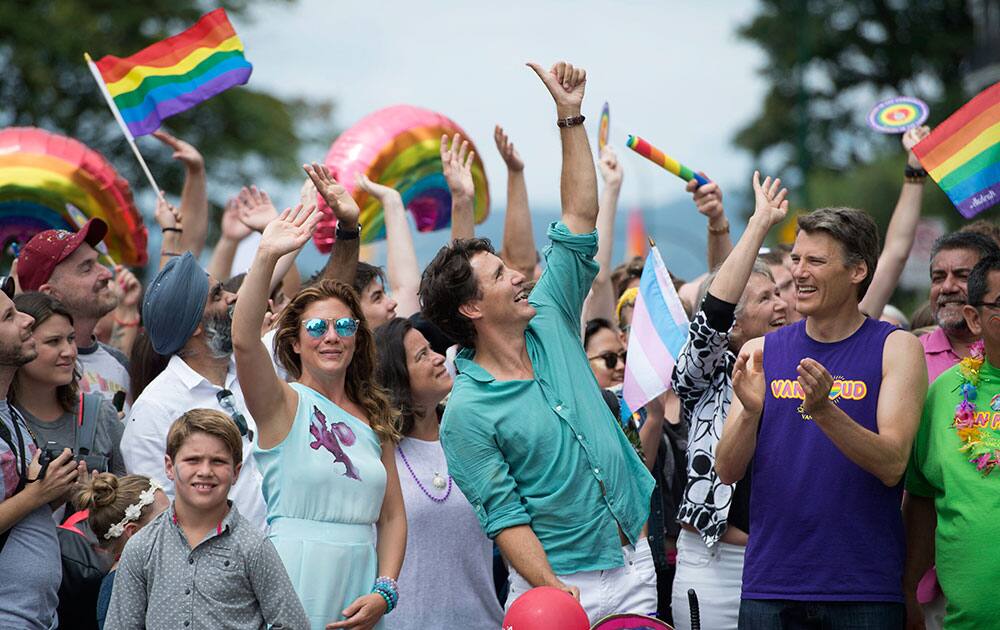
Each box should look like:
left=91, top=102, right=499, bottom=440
left=397, top=444, right=453, bottom=503
left=952, top=340, right=1000, bottom=475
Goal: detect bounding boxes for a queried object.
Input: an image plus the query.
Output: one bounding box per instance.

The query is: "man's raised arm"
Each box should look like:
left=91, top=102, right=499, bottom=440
left=527, top=61, right=597, bottom=235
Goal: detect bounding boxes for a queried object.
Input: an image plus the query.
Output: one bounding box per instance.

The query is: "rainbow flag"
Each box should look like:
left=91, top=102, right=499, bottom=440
left=913, top=81, right=1000, bottom=218
left=621, top=244, right=689, bottom=420
left=92, top=9, right=252, bottom=137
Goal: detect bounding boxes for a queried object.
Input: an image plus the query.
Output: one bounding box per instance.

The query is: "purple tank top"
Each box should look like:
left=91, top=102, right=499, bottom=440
left=742, top=318, right=904, bottom=603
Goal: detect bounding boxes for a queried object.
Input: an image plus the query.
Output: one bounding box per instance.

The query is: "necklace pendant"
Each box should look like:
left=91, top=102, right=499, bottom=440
left=432, top=473, right=447, bottom=489
left=991, top=393, right=1000, bottom=412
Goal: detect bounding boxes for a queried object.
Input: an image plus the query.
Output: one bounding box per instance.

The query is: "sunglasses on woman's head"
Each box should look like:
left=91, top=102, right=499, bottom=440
left=302, top=317, right=360, bottom=339
left=588, top=350, right=627, bottom=370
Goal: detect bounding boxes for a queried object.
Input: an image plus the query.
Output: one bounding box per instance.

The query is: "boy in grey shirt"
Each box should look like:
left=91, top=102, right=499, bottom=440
left=105, top=409, right=307, bottom=630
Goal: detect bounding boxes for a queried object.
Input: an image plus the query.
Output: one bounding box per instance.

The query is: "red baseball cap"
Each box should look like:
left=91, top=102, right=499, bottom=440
left=16, top=219, right=109, bottom=291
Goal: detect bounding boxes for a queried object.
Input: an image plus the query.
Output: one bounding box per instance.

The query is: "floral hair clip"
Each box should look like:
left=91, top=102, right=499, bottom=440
left=103, top=479, right=164, bottom=540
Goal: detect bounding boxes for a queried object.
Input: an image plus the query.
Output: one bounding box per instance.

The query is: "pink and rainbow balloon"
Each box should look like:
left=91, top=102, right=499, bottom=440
left=0, top=127, right=147, bottom=265
left=315, top=105, right=489, bottom=250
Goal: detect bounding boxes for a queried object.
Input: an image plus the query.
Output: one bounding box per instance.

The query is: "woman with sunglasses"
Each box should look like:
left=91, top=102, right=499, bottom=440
left=373, top=318, right=504, bottom=630
left=233, top=204, right=405, bottom=630
left=584, top=317, right=626, bottom=388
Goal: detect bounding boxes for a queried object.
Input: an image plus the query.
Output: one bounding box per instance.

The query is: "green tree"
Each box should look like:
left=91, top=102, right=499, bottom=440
left=736, top=0, right=974, bottom=182
left=0, top=0, right=333, bottom=210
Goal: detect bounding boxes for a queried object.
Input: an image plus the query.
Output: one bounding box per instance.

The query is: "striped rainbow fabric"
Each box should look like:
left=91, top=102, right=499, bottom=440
left=913, top=81, right=1000, bottom=218
left=94, top=9, right=252, bottom=137
left=621, top=244, right=689, bottom=419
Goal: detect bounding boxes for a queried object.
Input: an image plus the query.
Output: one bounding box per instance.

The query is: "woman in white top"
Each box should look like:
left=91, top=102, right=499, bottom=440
left=374, top=317, right=504, bottom=630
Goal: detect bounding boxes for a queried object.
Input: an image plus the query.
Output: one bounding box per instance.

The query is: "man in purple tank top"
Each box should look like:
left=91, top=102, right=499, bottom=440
left=716, top=207, right=928, bottom=629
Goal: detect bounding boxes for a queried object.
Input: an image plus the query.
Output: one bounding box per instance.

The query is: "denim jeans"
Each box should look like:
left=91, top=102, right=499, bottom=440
left=738, top=599, right=904, bottom=630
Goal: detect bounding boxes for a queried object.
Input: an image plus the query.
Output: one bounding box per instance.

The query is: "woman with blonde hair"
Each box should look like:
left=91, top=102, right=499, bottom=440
left=76, top=473, right=169, bottom=629
left=232, top=198, right=406, bottom=630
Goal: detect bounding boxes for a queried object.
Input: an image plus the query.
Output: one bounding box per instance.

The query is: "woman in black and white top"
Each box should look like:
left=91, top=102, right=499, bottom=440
left=670, top=173, right=790, bottom=630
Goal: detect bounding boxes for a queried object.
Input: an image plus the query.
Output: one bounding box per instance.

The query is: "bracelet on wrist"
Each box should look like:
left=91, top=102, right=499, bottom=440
left=904, top=165, right=927, bottom=183
left=114, top=315, right=140, bottom=327
left=556, top=115, right=585, bottom=128
left=162, top=252, right=180, bottom=257
left=707, top=219, right=730, bottom=235
left=162, top=227, right=183, bottom=233
left=335, top=222, right=362, bottom=241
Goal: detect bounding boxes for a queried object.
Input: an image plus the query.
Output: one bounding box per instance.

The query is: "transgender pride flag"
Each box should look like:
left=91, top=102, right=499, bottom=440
left=621, top=244, right=689, bottom=420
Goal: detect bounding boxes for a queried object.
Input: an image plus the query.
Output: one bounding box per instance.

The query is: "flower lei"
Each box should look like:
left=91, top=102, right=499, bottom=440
left=103, top=479, right=163, bottom=540
left=952, top=340, right=1000, bottom=475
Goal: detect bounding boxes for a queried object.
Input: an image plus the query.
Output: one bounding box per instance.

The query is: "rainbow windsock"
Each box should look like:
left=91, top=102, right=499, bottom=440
left=913, top=81, right=1000, bottom=218
left=621, top=244, right=689, bottom=421
left=91, top=9, right=252, bottom=137
left=626, top=135, right=709, bottom=186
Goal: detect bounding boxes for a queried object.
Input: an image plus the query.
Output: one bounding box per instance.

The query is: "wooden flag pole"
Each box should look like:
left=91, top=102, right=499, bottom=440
left=83, top=52, right=164, bottom=202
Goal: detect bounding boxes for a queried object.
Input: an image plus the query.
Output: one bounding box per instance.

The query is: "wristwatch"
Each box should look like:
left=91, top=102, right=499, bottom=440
left=904, top=165, right=927, bottom=183
left=336, top=222, right=361, bottom=240
left=557, top=115, right=586, bottom=128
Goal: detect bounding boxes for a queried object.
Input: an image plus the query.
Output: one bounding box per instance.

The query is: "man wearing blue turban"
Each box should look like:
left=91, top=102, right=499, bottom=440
left=120, top=252, right=267, bottom=529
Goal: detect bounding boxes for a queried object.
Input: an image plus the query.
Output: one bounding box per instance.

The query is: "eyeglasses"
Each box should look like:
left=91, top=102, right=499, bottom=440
left=302, top=317, right=359, bottom=339
left=588, top=350, right=627, bottom=370
left=216, top=389, right=251, bottom=438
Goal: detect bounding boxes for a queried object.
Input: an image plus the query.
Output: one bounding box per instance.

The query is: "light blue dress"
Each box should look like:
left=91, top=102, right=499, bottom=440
left=254, top=383, right=387, bottom=630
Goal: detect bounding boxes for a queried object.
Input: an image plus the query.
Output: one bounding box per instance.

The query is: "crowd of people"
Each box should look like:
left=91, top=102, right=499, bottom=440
left=1, top=59, right=998, bottom=630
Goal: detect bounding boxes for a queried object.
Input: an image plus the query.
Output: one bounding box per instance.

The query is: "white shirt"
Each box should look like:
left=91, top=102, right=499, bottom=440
left=120, top=355, right=267, bottom=529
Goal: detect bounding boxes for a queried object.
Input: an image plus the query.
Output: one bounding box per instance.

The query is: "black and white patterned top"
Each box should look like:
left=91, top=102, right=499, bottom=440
left=670, top=293, right=749, bottom=548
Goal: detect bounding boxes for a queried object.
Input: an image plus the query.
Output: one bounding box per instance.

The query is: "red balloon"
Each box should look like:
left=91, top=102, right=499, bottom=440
left=502, top=587, right=590, bottom=630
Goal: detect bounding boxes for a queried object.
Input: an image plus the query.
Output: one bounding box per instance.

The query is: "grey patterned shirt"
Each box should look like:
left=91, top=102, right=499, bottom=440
left=104, top=503, right=308, bottom=630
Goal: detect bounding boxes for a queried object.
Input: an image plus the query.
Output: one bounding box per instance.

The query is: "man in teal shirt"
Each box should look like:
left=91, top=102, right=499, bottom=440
left=419, top=60, right=656, bottom=622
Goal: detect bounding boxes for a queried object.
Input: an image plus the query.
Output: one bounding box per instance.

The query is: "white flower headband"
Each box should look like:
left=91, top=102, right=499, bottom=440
left=103, top=479, right=164, bottom=540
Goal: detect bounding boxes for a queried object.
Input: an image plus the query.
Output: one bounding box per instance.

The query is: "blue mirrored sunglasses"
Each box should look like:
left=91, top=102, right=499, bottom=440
left=302, top=317, right=359, bottom=338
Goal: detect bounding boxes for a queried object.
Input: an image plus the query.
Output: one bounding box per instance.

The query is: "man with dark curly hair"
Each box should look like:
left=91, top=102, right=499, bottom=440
left=419, top=61, right=655, bottom=623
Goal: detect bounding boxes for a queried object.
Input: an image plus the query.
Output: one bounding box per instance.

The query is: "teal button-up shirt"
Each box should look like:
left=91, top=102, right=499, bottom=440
left=440, top=221, right=655, bottom=575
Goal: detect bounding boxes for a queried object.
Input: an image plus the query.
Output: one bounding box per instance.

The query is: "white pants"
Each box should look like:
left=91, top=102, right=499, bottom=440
left=671, top=528, right=744, bottom=630
left=506, top=537, right=659, bottom=623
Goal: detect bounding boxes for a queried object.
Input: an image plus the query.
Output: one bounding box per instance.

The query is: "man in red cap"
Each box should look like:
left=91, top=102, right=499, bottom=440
left=16, top=219, right=130, bottom=405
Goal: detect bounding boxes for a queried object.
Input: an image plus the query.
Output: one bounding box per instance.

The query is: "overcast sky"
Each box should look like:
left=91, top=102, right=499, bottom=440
left=235, top=0, right=766, bottom=210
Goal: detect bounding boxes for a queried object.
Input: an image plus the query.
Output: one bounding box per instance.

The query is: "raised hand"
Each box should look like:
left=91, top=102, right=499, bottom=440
left=598, top=145, right=623, bottom=188
left=903, top=125, right=931, bottom=169
left=494, top=125, right=524, bottom=172
left=733, top=348, right=766, bottom=415
left=152, top=130, right=204, bottom=172
left=797, top=358, right=834, bottom=415
left=300, top=177, right=318, bottom=209
left=236, top=185, right=279, bottom=233
left=114, top=265, right=142, bottom=310
left=303, top=162, right=360, bottom=229
left=440, top=134, right=475, bottom=201
left=221, top=197, right=252, bottom=242
left=154, top=194, right=182, bottom=230
left=356, top=173, right=402, bottom=203
left=325, top=593, right=387, bottom=630
left=259, top=204, right=321, bottom=259
left=751, top=170, right=789, bottom=228
left=685, top=176, right=724, bottom=221
left=526, top=60, right=587, bottom=117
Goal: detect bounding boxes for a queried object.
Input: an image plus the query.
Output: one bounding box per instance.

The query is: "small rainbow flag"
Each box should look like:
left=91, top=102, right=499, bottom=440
left=913, top=81, right=1000, bottom=218
left=91, top=9, right=252, bottom=137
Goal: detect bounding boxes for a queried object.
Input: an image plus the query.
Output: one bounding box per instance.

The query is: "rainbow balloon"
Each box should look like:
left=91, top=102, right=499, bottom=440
left=0, top=127, right=147, bottom=265
left=316, top=105, right=489, bottom=250
left=626, top=134, right=709, bottom=187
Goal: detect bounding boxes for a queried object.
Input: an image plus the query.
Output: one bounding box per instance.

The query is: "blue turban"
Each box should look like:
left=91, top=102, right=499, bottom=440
left=142, top=252, right=209, bottom=356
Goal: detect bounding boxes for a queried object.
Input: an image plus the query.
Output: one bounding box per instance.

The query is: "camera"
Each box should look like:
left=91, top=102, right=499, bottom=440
left=37, top=441, right=109, bottom=479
